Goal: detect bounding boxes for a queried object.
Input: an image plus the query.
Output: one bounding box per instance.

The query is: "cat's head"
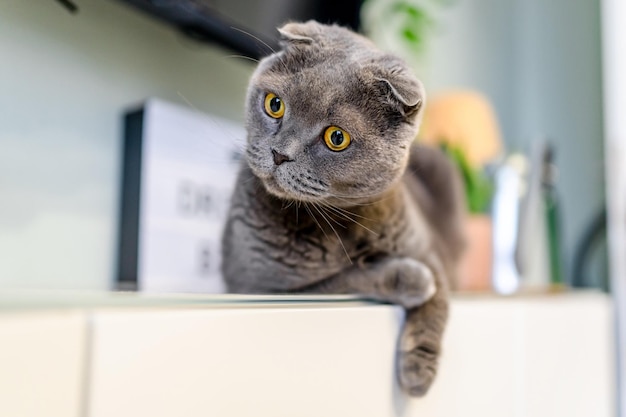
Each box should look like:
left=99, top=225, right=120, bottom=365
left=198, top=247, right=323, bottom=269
left=245, top=21, right=425, bottom=205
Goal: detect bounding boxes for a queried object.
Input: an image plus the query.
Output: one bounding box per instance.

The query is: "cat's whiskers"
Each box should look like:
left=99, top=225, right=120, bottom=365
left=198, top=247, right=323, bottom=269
left=304, top=203, right=328, bottom=239
left=320, top=203, right=379, bottom=236
left=234, top=27, right=293, bottom=74
left=314, top=203, right=347, bottom=229
left=229, top=26, right=276, bottom=55
left=226, top=27, right=293, bottom=76
left=281, top=200, right=296, bottom=211
left=223, top=54, right=260, bottom=64
left=311, top=203, right=352, bottom=264
left=323, top=204, right=377, bottom=222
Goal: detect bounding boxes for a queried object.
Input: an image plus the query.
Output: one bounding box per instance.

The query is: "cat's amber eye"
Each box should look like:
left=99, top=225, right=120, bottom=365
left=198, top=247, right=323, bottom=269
left=323, top=126, right=351, bottom=151
left=264, top=93, right=285, bottom=118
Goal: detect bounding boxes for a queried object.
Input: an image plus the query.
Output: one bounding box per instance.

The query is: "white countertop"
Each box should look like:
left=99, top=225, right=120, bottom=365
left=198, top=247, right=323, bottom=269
left=0, top=290, right=615, bottom=417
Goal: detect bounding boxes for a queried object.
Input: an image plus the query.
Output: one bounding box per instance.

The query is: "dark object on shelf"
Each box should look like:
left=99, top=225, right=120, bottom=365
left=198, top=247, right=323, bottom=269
left=115, top=0, right=363, bottom=60
left=572, top=208, right=609, bottom=291
left=54, top=0, right=78, bottom=14
left=541, top=144, right=563, bottom=285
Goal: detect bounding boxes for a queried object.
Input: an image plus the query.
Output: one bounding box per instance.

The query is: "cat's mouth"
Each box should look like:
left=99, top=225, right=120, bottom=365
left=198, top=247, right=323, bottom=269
left=262, top=171, right=327, bottom=202
left=246, top=150, right=330, bottom=201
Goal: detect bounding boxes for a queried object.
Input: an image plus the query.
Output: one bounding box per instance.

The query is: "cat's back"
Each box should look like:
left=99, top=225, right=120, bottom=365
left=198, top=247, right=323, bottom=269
left=403, top=143, right=466, bottom=268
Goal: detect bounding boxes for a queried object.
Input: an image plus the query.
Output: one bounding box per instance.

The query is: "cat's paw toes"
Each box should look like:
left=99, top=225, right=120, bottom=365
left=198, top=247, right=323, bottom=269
left=382, top=258, right=436, bottom=309
left=398, top=343, right=439, bottom=397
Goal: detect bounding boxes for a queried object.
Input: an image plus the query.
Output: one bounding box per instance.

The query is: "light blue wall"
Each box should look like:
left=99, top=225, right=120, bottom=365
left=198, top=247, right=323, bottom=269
left=0, top=0, right=253, bottom=289
left=512, top=0, right=604, bottom=280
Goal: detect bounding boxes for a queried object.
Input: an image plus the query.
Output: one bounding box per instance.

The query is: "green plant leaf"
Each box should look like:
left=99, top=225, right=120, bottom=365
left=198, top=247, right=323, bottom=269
left=441, top=143, right=494, bottom=213
left=402, top=28, right=419, bottom=43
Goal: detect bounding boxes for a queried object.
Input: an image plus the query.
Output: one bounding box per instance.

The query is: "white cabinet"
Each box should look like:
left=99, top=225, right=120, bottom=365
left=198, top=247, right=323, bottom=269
left=0, top=293, right=615, bottom=417
left=0, top=312, right=86, bottom=417
left=88, top=305, right=400, bottom=417
left=410, top=294, right=615, bottom=417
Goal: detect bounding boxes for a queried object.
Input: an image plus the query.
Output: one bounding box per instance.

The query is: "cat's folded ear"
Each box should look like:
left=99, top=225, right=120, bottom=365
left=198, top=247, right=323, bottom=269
left=277, top=21, right=320, bottom=45
left=372, top=58, right=425, bottom=118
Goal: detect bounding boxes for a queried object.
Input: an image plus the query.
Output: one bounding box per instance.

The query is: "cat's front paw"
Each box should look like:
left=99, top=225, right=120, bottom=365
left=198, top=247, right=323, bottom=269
left=379, top=258, right=436, bottom=309
left=398, top=337, right=439, bottom=397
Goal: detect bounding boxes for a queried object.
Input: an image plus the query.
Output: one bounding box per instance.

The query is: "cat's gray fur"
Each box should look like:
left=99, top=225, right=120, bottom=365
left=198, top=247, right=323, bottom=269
left=221, top=21, right=465, bottom=396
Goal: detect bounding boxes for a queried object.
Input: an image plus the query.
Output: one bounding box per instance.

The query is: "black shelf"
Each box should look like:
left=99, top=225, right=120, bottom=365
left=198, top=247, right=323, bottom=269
left=115, top=0, right=279, bottom=60
left=114, top=0, right=363, bottom=60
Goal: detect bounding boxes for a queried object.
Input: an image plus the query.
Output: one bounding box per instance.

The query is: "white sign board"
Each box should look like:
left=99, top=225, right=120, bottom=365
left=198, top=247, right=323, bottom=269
left=118, top=99, right=244, bottom=293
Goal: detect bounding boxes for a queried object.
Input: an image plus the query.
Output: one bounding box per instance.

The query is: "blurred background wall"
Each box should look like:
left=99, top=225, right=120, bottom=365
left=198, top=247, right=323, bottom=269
left=0, top=0, right=604, bottom=290
left=365, top=0, right=604, bottom=285
left=0, top=0, right=253, bottom=289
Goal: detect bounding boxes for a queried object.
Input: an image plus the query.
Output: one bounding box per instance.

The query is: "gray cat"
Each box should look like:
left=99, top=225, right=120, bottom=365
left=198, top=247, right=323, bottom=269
left=221, top=21, right=465, bottom=396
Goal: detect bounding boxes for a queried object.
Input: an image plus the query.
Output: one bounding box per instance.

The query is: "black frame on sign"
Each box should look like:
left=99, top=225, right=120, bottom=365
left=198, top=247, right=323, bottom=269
left=116, top=108, right=145, bottom=291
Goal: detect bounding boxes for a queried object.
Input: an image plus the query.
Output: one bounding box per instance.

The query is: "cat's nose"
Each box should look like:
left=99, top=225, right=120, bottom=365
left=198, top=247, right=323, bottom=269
left=272, top=149, right=292, bottom=165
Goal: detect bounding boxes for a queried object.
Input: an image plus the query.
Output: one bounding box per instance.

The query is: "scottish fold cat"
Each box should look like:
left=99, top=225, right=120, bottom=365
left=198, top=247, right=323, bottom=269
left=222, top=21, right=465, bottom=396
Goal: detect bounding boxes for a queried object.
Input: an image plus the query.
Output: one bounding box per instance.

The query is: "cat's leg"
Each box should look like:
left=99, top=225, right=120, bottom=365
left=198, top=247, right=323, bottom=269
left=397, top=255, right=449, bottom=397
left=398, top=291, right=448, bottom=396
left=295, top=256, right=436, bottom=309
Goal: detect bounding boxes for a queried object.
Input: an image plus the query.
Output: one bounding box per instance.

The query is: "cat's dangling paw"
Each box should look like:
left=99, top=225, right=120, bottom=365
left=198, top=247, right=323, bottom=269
left=397, top=334, right=439, bottom=397
left=378, top=258, right=436, bottom=309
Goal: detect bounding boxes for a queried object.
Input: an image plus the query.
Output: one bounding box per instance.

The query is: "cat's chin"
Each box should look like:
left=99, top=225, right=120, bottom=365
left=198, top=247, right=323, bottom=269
left=261, top=176, right=290, bottom=199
